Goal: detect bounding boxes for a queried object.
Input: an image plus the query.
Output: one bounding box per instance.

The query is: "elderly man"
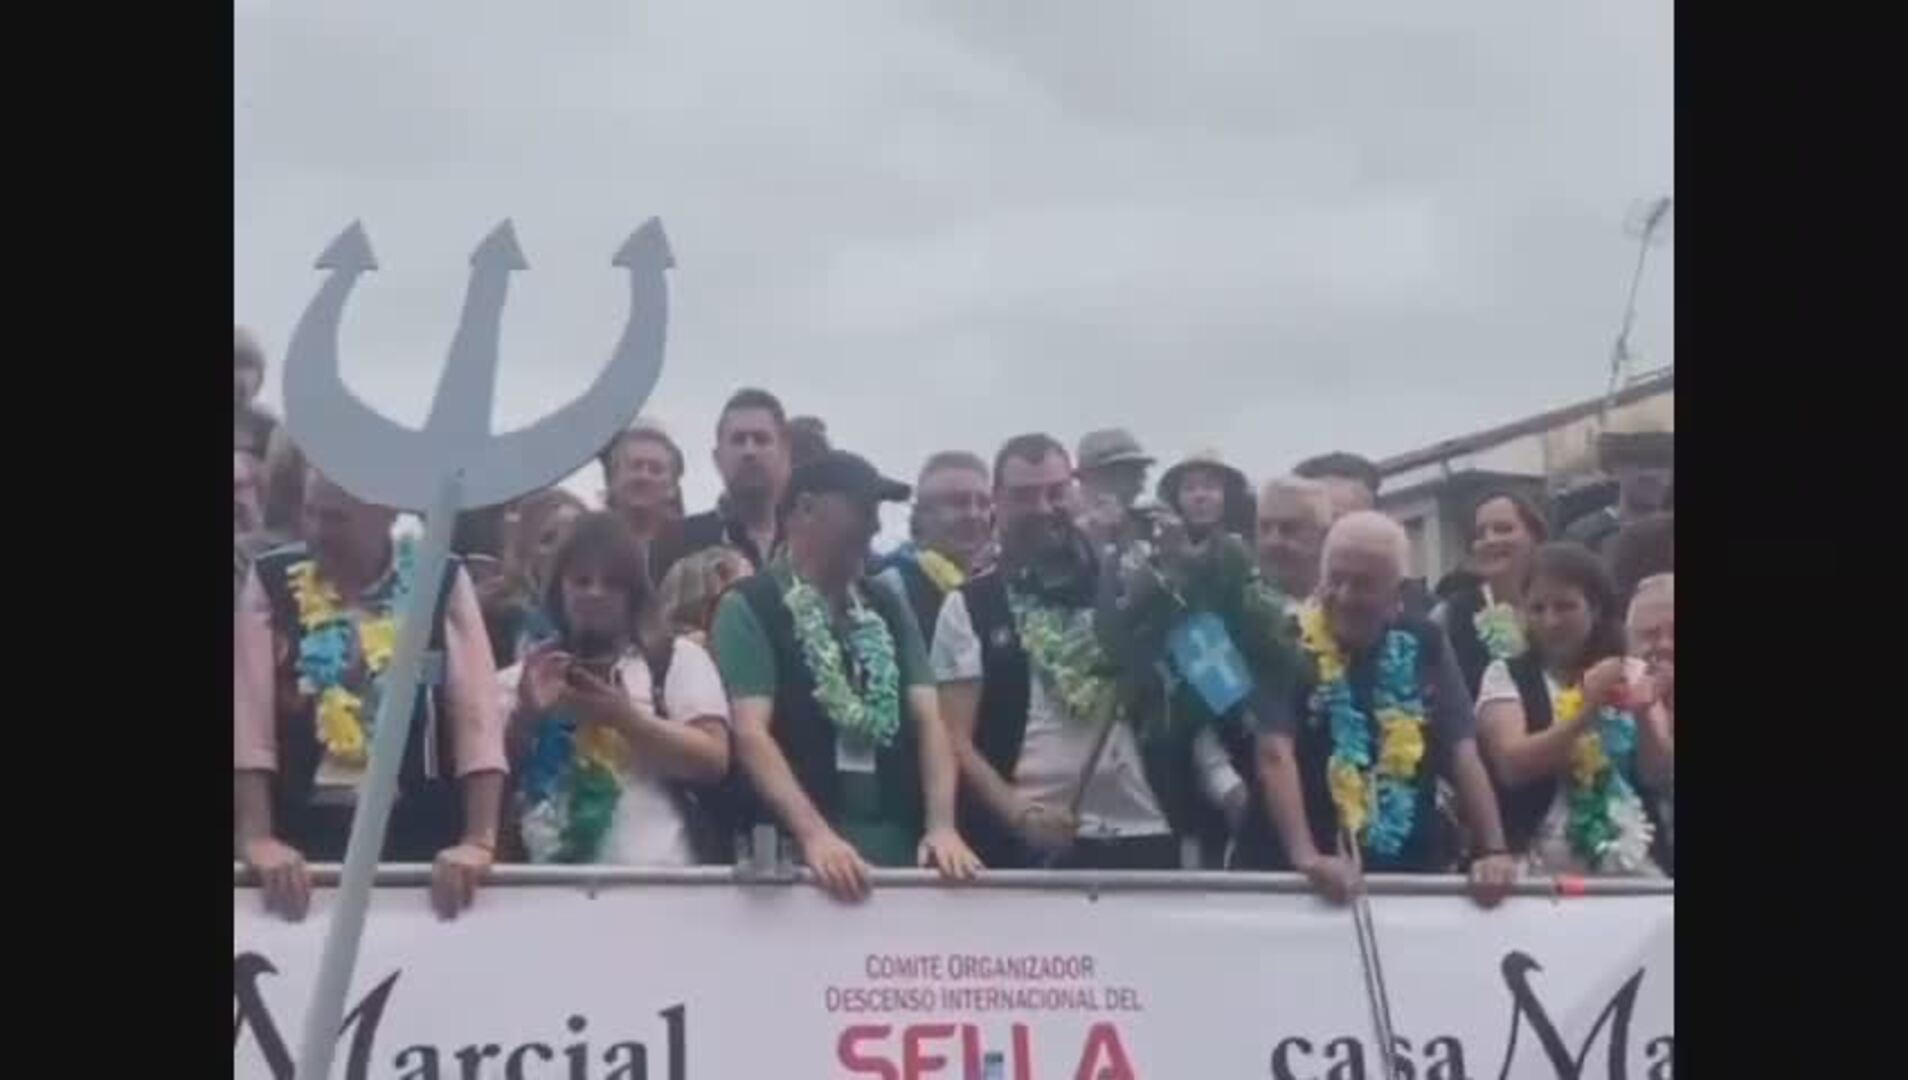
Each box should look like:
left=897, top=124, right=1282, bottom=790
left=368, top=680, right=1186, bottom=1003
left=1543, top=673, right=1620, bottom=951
left=1247, top=511, right=1518, bottom=906
left=235, top=470, right=507, bottom=922
left=711, top=450, right=980, bottom=900
left=1628, top=573, right=1674, bottom=874
left=1256, top=476, right=1333, bottom=607
left=654, top=388, right=792, bottom=581
left=875, top=451, right=994, bottom=639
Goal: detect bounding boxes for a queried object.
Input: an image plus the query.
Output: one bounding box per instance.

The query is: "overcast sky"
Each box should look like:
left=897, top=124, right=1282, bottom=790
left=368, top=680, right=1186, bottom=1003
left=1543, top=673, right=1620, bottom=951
left=235, top=0, right=1672, bottom=538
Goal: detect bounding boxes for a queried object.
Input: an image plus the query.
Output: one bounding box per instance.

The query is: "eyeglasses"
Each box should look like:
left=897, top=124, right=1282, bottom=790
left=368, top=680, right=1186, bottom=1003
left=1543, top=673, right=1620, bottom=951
left=923, top=492, right=992, bottom=512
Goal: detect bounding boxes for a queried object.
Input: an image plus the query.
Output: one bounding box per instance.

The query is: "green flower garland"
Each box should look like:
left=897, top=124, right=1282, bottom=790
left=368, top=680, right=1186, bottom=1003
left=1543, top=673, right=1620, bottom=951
left=1472, top=586, right=1525, bottom=662
left=786, top=577, right=903, bottom=748
left=1008, top=590, right=1122, bottom=726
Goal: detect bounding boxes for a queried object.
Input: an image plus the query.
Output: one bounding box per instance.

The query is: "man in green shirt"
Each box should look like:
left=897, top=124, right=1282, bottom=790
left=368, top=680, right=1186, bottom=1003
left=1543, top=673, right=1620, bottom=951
left=712, top=450, right=981, bottom=901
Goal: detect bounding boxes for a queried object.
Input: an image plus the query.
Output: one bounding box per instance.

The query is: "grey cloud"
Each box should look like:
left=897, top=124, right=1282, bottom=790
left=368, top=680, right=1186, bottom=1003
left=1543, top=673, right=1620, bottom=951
left=236, top=0, right=1671, bottom=527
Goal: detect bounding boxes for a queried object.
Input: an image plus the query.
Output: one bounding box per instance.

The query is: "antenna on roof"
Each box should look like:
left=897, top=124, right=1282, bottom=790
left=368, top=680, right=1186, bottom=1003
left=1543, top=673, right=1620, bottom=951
left=1603, top=196, right=1673, bottom=419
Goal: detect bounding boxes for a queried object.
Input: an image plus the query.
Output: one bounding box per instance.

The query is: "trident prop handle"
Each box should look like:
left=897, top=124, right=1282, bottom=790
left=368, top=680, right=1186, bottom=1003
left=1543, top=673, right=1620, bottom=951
left=295, top=471, right=465, bottom=1080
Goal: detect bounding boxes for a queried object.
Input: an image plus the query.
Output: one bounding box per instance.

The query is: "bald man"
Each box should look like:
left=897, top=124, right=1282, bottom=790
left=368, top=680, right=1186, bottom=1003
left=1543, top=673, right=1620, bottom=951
left=1255, top=477, right=1333, bottom=606
left=1237, top=512, right=1519, bottom=906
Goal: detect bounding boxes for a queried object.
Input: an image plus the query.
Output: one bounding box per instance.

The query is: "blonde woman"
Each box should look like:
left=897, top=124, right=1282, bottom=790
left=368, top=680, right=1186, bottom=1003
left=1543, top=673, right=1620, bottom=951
left=657, top=546, right=754, bottom=648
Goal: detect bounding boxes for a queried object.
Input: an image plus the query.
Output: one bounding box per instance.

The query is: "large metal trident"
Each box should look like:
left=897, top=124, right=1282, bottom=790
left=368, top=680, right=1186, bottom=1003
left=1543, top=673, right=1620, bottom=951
left=280, top=217, right=674, bottom=1080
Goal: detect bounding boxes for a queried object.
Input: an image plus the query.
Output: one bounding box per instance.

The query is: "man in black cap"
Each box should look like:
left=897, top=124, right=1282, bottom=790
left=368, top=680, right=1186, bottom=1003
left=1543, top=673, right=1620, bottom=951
left=711, top=450, right=981, bottom=901
left=1564, top=431, right=1674, bottom=559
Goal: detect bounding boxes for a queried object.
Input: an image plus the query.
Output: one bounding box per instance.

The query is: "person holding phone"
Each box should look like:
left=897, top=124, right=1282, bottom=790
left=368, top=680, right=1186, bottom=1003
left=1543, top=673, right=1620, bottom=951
left=500, top=513, right=732, bottom=867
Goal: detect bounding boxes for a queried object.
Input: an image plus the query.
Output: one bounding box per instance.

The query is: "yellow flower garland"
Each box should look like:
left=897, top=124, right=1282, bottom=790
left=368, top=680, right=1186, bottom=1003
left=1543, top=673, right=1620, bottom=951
left=917, top=548, right=967, bottom=594
left=358, top=617, right=397, bottom=671
left=316, top=686, right=368, bottom=764
left=574, top=721, right=629, bottom=774
left=1298, top=604, right=1345, bottom=685
left=1375, top=707, right=1427, bottom=777
left=1556, top=687, right=1610, bottom=787
left=289, top=549, right=410, bottom=770
left=1298, top=601, right=1429, bottom=854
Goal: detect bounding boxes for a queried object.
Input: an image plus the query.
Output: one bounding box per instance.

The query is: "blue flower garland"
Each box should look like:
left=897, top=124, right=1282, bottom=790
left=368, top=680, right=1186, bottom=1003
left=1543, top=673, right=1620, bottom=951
left=1299, top=602, right=1429, bottom=859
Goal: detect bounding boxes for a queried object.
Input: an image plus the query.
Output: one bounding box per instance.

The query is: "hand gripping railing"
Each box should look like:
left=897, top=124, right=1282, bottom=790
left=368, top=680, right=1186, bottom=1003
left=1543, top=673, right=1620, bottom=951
left=232, top=860, right=1673, bottom=897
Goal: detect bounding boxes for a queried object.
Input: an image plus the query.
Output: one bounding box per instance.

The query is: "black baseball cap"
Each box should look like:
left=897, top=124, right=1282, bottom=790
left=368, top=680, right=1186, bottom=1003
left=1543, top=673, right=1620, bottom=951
left=784, top=450, right=912, bottom=509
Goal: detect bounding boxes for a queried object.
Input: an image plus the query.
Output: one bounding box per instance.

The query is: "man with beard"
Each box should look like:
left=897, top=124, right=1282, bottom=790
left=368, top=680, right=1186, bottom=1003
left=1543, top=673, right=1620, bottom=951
left=655, top=388, right=792, bottom=581
left=712, top=451, right=980, bottom=901
left=874, top=451, right=994, bottom=639
left=1248, top=511, right=1519, bottom=906
left=600, top=419, right=687, bottom=577
left=235, top=469, right=506, bottom=922
left=1255, top=476, right=1333, bottom=609
left=933, top=435, right=1188, bottom=870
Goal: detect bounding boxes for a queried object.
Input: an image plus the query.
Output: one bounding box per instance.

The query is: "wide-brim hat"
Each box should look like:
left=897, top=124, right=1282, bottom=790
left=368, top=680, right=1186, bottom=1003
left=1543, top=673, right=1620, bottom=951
left=1075, top=428, right=1156, bottom=474
left=1158, top=450, right=1249, bottom=503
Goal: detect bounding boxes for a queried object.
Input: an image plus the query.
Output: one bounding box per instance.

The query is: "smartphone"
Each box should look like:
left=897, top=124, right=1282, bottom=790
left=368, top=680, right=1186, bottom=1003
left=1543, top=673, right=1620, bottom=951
left=568, top=656, right=620, bottom=686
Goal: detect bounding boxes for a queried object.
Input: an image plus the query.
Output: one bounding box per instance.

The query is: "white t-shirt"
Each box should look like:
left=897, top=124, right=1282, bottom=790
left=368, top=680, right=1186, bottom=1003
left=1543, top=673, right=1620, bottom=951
left=1475, top=657, right=1661, bottom=877
left=931, top=590, right=1170, bottom=839
left=499, top=637, right=731, bottom=867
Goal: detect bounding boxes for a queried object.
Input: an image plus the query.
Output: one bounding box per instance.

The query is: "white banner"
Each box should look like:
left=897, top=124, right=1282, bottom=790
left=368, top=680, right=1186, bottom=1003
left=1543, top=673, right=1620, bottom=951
left=234, top=877, right=1673, bottom=1080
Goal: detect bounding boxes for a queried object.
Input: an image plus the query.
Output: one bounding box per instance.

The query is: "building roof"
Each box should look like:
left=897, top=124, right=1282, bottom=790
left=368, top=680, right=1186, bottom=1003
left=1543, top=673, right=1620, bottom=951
left=1376, top=370, right=1673, bottom=478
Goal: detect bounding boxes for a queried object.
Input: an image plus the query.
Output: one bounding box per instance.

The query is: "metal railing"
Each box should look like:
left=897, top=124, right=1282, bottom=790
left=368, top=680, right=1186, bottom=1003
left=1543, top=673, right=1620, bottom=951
left=232, top=861, right=1672, bottom=898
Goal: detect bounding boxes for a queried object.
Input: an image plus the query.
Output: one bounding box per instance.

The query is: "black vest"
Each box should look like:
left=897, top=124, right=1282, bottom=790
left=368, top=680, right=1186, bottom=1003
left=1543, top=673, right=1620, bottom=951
left=1286, top=616, right=1454, bottom=873
left=961, top=573, right=1039, bottom=868
left=888, top=556, right=952, bottom=644
left=252, top=544, right=462, bottom=862
left=961, top=572, right=1227, bottom=868
left=1439, top=574, right=1494, bottom=701
left=1502, top=655, right=1672, bottom=872
left=1501, top=654, right=1562, bottom=857
left=733, top=573, right=925, bottom=839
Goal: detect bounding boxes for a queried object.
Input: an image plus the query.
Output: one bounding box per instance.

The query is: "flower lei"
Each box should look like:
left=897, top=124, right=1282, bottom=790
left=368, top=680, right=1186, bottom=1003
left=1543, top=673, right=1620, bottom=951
left=786, top=576, right=903, bottom=748
left=288, top=539, right=416, bottom=768
left=1009, top=589, right=1122, bottom=726
left=518, top=685, right=630, bottom=864
left=1553, top=685, right=1654, bottom=872
left=1472, top=587, right=1526, bottom=662
left=916, top=548, right=967, bottom=594
left=1297, top=602, right=1428, bottom=858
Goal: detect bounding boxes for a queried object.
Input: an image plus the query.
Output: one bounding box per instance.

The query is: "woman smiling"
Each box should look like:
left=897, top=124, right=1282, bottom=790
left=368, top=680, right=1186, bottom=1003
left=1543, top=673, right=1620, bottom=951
left=1474, top=543, right=1669, bottom=877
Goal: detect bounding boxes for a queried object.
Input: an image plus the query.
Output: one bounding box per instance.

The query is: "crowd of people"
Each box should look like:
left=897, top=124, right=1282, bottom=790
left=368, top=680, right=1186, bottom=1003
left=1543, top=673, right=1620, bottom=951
left=233, top=327, right=1675, bottom=922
